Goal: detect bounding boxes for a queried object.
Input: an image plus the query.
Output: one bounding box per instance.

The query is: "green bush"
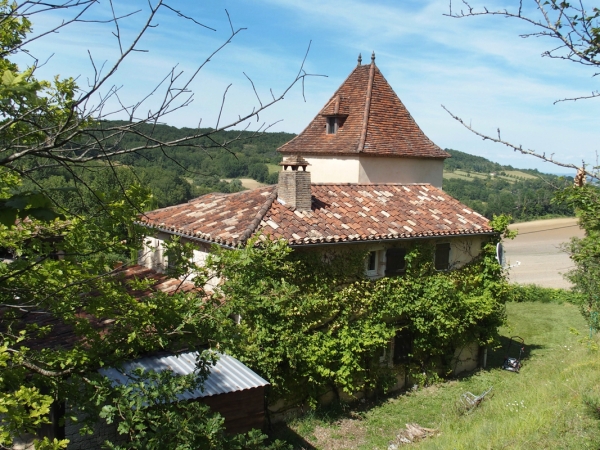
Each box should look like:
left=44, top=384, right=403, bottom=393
left=508, top=284, right=582, bottom=304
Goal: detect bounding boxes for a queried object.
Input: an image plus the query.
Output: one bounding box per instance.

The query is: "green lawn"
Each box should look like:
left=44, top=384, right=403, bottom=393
left=274, top=302, right=600, bottom=449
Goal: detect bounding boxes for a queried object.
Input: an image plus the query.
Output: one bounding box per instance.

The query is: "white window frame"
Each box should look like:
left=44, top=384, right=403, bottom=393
left=365, top=250, right=379, bottom=277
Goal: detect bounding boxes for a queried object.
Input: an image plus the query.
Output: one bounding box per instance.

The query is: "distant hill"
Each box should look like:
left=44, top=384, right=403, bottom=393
left=442, top=149, right=574, bottom=221
left=23, top=122, right=575, bottom=220
left=444, top=149, right=506, bottom=174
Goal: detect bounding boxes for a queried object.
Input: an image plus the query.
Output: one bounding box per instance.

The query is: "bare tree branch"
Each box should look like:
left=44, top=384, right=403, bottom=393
left=441, top=105, right=599, bottom=181
left=447, top=0, right=600, bottom=102
left=0, top=4, right=323, bottom=177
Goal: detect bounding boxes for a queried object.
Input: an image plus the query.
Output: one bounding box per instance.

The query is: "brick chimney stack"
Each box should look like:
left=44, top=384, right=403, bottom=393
left=277, top=155, right=312, bottom=211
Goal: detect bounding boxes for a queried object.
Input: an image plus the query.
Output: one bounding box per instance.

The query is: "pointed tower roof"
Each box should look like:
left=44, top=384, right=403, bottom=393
left=278, top=55, right=450, bottom=159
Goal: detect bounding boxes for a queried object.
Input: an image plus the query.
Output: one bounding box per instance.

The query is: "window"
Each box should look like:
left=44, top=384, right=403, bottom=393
left=365, top=250, right=378, bottom=276
left=326, top=116, right=338, bottom=134
left=385, top=248, right=406, bottom=276
left=435, top=243, right=451, bottom=271
left=393, top=327, right=412, bottom=364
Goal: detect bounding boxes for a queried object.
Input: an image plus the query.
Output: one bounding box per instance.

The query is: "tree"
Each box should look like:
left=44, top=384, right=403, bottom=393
left=444, top=0, right=600, bottom=323
left=0, top=1, right=310, bottom=448
left=0, top=0, right=316, bottom=216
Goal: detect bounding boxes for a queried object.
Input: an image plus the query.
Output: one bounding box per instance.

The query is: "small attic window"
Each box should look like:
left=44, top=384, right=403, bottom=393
left=326, top=117, right=338, bottom=134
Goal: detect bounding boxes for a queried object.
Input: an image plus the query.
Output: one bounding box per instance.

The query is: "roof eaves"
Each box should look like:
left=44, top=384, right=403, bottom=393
left=136, top=223, right=238, bottom=249
left=289, top=229, right=497, bottom=248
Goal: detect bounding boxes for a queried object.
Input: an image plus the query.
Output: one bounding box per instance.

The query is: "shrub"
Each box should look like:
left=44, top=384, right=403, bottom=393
left=508, top=284, right=582, bottom=304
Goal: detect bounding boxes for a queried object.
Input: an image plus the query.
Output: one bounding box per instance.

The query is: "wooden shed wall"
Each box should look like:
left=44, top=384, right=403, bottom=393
left=200, top=386, right=266, bottom=435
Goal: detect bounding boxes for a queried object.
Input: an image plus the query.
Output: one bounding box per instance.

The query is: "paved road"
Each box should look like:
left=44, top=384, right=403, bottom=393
left=503, top=218, right=585, bottom=289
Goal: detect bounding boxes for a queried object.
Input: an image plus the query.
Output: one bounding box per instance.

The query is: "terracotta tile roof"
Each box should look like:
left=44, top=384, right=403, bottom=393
left=278, top=59, right=450, bottom=159
left=140, top=184, right=493, bottom=247
left=3, top=265, right=197, bottom=351
left=139, top=188, right=279, bottom=247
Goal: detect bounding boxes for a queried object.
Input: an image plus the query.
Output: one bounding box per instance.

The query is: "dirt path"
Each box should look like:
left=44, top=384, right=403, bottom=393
left=503, top=217, right=584, bottom=289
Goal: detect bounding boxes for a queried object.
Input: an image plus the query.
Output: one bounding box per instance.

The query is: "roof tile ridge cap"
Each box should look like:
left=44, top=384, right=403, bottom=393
left=277, top=65, right=364, bottom=153
left=238, top=186, right=278, bottom=245
left=357, top=61, right=376, bottom=153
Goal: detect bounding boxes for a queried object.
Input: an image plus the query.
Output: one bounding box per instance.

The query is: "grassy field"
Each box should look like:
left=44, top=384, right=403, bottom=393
left=503, top=170, right=539, bottom=180
left=274, top=302, right=600, bottom=449
left=442, top=169, right=537, bottom=183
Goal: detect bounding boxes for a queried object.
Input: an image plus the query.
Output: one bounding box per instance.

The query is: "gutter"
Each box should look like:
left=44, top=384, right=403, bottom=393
left=136, top=222, right=498, bottom=251
left=289, top=231, right=499, bottom=248
left=134, top=222, right=238, bottom=250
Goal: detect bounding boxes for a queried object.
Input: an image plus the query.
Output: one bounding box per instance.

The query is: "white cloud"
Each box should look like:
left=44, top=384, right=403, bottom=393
left=10, top=0, right=599, bottom=171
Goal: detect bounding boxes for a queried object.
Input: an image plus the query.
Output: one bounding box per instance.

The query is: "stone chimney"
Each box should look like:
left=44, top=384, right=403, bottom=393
left=278, top=155, right=312, bottom=211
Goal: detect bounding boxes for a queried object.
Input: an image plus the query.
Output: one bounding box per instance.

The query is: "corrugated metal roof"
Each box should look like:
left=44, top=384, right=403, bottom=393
left=99, top=351, right=268, bottom=399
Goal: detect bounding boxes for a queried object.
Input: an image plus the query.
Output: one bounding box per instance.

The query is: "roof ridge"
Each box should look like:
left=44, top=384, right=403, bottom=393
left=357, top=60, right=376, bottom=152
left=237, top=186, right=278, bottom=245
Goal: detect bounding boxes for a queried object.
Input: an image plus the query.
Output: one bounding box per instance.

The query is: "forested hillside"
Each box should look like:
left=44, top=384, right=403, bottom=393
left=443, top=149, right=574, bottom=221
left=23, top=122, right=574, bottom=220
left=21, top=121, right=294, bottom=211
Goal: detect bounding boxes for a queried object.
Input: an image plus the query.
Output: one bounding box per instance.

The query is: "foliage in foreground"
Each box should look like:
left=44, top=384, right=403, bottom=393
left=556, top=185, right=600, bottom=326
left=0, top=1, right=287, bottom=447
left=96, top=367, right=289, bottom=450
left=1, top=169, right=293, bottom=449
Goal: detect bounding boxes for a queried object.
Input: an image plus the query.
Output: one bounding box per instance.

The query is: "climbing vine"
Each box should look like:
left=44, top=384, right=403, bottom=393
left=208, top=219, right=512, bottom=407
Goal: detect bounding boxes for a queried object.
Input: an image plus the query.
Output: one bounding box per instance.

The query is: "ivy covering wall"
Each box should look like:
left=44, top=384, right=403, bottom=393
left=204, top=219, right=512, bottom=407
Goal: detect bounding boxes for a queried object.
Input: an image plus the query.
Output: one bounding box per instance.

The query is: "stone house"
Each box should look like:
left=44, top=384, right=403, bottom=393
left=139, top=53, right=493, bottom=282
left=138, top=54, right=496, bottom=377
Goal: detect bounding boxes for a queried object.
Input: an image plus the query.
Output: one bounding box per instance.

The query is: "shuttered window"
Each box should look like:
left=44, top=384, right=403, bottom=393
left=385, top=248, right=406, bottom=276
left=435, top=243, right=451, bottom=271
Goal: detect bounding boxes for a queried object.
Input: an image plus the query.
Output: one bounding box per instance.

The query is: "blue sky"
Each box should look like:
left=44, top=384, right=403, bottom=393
left=18, top=0, right=600, bottom=173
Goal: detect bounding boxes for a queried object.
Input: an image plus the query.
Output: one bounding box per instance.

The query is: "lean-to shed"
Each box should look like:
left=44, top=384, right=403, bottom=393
left=100, top=351, right=269, bottom=435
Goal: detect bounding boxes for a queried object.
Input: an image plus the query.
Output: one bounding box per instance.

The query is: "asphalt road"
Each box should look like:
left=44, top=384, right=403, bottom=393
left=503, top=218, right=585, bottom=289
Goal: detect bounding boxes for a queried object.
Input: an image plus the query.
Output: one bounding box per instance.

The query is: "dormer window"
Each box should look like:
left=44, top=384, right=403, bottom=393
left=326, top=116, right=338, bottom=134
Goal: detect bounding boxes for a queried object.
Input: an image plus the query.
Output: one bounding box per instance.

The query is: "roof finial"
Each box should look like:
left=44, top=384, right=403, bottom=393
left=371, top=51, right=375, bottom=64
left=357, top=53, right=362, bottom=66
